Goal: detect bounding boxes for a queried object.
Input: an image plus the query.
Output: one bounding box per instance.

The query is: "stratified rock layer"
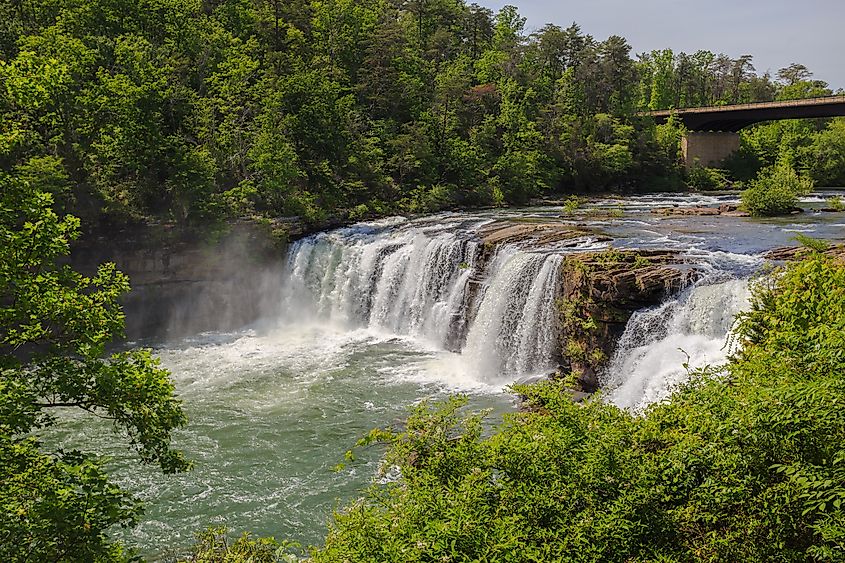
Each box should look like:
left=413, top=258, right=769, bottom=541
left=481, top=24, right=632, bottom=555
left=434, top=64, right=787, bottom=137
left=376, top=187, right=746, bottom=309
left=557, top=251, right=698, bottom=391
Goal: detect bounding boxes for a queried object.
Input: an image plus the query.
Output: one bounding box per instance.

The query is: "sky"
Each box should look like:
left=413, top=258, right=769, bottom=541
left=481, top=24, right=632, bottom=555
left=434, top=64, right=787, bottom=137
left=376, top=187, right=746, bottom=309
left=478, top=0, right=845, bottom=90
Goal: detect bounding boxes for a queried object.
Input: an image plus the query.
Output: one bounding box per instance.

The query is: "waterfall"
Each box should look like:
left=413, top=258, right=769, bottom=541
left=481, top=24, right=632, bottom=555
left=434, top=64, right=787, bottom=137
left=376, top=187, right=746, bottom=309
left=602, top=277, right=752, bottom=411
left=280, top=218, right=564, bottom=381
left=282, top=215, right=761, bottom=397
left=461, top=247, right=563, bottom=382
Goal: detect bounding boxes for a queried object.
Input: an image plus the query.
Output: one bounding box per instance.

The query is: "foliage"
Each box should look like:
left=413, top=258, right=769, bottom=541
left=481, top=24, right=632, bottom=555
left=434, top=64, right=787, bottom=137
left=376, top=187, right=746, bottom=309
left=3, top=0, right=839, bottom=228
left=181, top=527, right=299, bottom=563
left=686, top=166, right=730, bottom=191
left=310, top=251, right=845, bottom=562
left=728, top=118, right=845, bottom=186
left=741, top=162, right=814, bottom=216
left=827, top=195, right=845, bottom=212
left=0, top=175, right=189, bottom=561
left=561, top=195, right=583, bottom=215
left=808, top=120, right=845, bottom=186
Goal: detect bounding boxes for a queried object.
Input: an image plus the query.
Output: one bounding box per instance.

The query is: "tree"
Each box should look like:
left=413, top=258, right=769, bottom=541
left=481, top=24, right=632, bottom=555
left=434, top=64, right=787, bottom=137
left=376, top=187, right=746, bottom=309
left=0, top=174, right=190, bottom=561
left=728, top=54, right=755, bottom=103
left=463, top=3, right=494, bottom=61
left=807, top=118, right=845, bottom=186
left=777, top=63, right=812, bottom=86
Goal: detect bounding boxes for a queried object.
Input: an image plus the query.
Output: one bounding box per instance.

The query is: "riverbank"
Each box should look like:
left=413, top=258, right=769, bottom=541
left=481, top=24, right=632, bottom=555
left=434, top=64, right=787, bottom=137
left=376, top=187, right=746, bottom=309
left=53, top=192, right=845, bottom=556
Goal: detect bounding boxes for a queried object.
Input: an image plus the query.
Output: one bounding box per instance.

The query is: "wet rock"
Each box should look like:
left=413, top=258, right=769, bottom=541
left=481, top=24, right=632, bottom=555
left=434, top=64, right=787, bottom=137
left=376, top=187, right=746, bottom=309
left=270, top=215, right=349, bottom=240
left=765, top=243, right=845, bottom=263
left=557, top=250, right=700, bottom=392
left=478, top=221, right=610, bottom=248
left=651, top=204, right=751, bottom=217
left=653, top=206, right=722, bottom=216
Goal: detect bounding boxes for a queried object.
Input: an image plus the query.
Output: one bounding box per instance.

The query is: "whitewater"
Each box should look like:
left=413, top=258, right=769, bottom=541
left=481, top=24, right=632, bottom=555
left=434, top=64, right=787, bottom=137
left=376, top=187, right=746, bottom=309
left=51, top=192, right=845, bottom=556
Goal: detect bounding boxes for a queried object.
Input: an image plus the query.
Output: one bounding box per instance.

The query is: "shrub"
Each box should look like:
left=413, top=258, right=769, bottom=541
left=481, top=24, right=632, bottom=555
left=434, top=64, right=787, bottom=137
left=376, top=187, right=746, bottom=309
left=310, top=251, right=845, bottom=562
left=741, top=163, right=813, bottom=216
left=561, top=195, right=583, bottom=215
left=183, top=527, right=299, bottom=563
left=686, top=166, right=730, bottom=191
left=348, top=204, right=371, bottom=221
left=399, top=184, right=457, bottom=213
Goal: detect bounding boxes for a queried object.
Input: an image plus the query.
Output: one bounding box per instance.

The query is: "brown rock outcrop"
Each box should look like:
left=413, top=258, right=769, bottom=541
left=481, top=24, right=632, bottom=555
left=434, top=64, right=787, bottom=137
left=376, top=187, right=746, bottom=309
left=764, top=243, right=845, bottom=263
left=557, top=250, right=699, bottom=392
left=478, top=221, right=610, bottom=248
left=651, top=204, right=750, bottom=217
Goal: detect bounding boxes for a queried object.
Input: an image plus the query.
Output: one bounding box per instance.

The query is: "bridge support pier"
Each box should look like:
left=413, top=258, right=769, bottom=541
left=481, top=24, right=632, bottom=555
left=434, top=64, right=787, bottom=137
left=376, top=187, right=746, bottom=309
left=681, top=132, right=740, bottom=169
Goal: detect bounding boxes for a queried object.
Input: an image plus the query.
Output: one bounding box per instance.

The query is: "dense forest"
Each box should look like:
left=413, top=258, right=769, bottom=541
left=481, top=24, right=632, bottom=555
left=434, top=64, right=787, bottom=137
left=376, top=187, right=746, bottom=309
left=2, top=0, right=844, bottom=229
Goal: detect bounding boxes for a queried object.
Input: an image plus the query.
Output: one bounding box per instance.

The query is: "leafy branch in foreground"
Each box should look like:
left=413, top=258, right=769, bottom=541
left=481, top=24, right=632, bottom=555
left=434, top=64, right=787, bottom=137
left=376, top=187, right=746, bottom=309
left=307, top=250, right=845, bottom=562
left=181, top=527, right=300, bottom=563
left=0, top=174, right=190, bottom=562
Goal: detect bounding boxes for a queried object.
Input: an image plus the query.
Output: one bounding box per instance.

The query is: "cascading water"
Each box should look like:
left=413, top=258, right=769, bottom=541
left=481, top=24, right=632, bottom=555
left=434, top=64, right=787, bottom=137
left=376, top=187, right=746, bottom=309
left=461, top=246, right=563, bottom=380
left=55, top=196, right=845, bottom=556
left=602, top=277, right=752, bottom=411
left=281, top=218, right=566, bottom=383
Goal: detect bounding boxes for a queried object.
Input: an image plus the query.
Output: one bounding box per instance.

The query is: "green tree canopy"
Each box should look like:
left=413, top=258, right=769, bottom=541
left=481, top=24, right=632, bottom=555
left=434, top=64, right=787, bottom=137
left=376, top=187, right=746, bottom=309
left=0, top=174, right=189, bottom=561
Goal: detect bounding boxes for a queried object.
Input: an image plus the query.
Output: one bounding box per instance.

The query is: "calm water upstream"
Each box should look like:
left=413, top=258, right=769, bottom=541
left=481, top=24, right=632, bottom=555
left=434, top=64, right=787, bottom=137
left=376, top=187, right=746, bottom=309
left=51, top=192, right=845, bottom=558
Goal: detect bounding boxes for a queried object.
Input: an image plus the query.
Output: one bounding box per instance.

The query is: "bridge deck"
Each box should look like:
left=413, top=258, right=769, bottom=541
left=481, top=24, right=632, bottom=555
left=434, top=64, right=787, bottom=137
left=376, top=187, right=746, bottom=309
left=644, top=95, right=845, bottom=131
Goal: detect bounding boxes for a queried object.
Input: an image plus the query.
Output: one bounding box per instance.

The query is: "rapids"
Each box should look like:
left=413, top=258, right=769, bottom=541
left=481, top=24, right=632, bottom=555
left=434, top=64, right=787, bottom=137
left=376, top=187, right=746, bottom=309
left=51, top=191, right=845, bottom=557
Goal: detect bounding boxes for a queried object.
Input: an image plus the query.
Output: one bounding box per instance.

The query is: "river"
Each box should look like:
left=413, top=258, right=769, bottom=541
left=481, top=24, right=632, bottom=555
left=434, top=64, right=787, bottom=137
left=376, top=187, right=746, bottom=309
left=51, top=192, right=845, bottom=558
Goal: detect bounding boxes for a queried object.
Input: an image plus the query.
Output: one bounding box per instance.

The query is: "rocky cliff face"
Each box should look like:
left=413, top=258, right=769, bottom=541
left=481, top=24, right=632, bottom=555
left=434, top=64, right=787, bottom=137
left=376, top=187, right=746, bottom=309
left=70, top=223, right=285, bottom=341
left=764, top=243, right=845, bottom=262
left=557, top=251, right=698, bottom=391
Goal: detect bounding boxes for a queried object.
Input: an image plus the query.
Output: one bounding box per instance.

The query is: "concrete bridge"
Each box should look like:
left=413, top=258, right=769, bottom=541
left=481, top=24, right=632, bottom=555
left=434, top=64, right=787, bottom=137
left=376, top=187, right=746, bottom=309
left=643, top=96, right=845, bottom=168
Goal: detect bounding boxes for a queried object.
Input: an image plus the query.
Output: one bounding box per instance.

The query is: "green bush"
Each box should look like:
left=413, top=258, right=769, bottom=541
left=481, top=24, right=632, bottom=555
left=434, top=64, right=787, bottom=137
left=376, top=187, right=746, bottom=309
left=182, top=527, right=299, bottom=563
left=561, top=195, right=583, bottom=215
left=348, top=204, right=371, bottom=221
left=827, top=195, right=845, bottom=212
left=310, top=250, right=845, bottom=562
left=686, top=166, right=730, bottom=191
left=399, top=184, right=457, bottom=214
left=741, top=163, right=813, bottom=216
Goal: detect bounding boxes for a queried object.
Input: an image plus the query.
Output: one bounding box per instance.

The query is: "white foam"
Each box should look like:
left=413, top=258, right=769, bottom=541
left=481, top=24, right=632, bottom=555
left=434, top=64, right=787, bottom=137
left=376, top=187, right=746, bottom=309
left=281, top=220, right=566, bottom=388
left=603, top=278, right=751, bottom=411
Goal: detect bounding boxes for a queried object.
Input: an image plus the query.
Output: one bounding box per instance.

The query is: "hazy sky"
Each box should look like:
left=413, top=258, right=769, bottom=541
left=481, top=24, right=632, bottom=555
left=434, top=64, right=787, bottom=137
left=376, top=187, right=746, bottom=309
left=478, top=0, right=844, bottom=90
